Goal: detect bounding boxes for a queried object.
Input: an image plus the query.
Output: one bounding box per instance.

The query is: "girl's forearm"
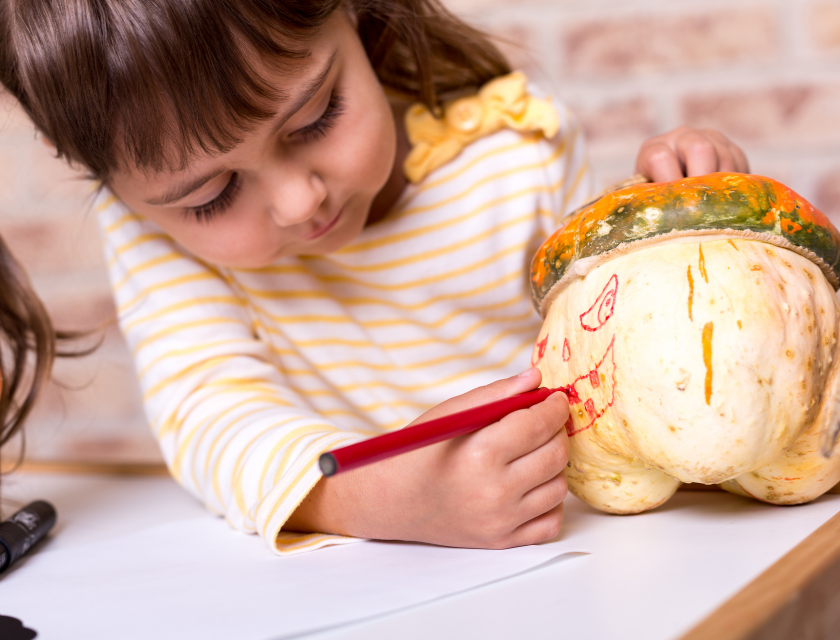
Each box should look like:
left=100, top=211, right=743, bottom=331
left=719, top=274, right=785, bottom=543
left=284, top=465, right=381, bottom=538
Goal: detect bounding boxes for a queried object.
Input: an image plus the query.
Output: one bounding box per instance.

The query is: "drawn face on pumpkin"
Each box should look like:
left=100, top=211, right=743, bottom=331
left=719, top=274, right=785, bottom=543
left=532, top=273, right=618, bottom=438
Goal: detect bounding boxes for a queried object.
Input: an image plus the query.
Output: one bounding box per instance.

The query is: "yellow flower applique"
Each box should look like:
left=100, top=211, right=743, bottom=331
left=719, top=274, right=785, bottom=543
left=403, top=72, right=560, bottom=184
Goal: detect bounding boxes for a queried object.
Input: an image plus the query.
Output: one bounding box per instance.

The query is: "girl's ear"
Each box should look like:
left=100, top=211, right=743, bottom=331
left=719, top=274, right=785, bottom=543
left=41, top=134, right=55, bottom=149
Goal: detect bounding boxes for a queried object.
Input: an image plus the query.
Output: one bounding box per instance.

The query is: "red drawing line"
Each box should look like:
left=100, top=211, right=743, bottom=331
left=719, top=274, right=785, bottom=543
left=531, top=333, right=549, bottom=366
left=580, top=274, right=618, bottom=332
left=560, top=335, right=617, bottom=436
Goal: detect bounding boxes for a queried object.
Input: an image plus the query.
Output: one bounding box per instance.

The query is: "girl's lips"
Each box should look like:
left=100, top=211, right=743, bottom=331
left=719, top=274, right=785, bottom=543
left=306, top=207, right=343, bottom=241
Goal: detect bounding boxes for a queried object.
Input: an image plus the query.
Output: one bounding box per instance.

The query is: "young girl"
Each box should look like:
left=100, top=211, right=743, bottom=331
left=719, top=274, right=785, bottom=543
left=0, top=0, right=748, bottom=553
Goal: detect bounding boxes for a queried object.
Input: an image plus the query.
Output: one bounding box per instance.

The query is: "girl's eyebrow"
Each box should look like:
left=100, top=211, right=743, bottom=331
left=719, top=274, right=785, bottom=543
left=145, top=49, right=338, bottom=207
left=268, top=49, right=339, bottom=136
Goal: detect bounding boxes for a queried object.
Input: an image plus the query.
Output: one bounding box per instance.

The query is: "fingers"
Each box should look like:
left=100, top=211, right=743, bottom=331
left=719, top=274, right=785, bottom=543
left=677, top=131, right=719, bottom=177
left=636, top=140, right=685, bottom=183
left=481, top=390, right=570, bottom=463
left=508, top=503, right=566, bottom=547
left=468, top=467, right=568, bottom=549
left=685, top=129, right=750, bottom=174
left=728, top=136, right=750, bottom=173
left=636, top=126, right=749, bottom=182
left=518, top=468, right=568, bottom=522
left=509, top=424, right=569, bottom=489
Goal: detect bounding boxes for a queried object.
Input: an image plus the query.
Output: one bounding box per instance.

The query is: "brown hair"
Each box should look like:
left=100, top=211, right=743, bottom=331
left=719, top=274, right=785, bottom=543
left=0, top=236, right=66, bottom=474
left=0, top=0, right=510, bottom=181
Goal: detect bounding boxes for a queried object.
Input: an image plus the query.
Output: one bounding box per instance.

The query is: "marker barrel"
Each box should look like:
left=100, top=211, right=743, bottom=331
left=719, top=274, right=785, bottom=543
left=319, top=387, right=561, bottom=476
left=0, top=500, right=57, bottom=574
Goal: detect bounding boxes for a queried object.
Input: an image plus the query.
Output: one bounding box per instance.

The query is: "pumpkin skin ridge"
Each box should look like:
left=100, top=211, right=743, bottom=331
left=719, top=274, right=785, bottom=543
left=719, top=294, right=840, bottom=505
left=531, top=173, right=840, bottom=316
left=535, top=228, right=839, bottom=317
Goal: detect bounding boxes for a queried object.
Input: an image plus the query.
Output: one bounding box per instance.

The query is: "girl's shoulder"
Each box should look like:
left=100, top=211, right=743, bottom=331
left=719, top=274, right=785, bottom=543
left=402, top=72, right=578, bottom=185
left=94, top=189, right=142, bottom=241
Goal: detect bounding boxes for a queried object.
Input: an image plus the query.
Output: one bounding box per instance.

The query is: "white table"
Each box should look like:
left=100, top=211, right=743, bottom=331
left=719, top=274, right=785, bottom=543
left=2, top=471, right=838, bottom=640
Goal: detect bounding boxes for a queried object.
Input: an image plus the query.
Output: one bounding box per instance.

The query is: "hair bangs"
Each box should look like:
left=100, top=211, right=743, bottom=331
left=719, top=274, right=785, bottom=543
left=1, top=0, right=510, bottom=180
left=4, top=0, right=342, bottom=179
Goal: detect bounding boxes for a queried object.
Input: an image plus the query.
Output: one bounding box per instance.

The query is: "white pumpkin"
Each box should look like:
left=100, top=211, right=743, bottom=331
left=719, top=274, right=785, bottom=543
left=530, top=174, right=840, bottom=513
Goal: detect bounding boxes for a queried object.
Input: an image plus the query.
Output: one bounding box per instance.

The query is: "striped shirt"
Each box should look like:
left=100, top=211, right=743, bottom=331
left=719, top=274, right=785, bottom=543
left=96, top=100, right=592, bottom=554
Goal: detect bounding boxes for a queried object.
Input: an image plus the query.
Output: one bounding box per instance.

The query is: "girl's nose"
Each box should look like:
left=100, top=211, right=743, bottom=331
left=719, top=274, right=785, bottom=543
left=266, top=169, right=327, bottom=228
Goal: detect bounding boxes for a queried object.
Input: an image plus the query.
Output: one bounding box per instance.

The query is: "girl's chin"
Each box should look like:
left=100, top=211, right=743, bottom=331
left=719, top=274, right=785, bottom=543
left=310, top=207, right=368, bottom=254
left=226, top=205, right=368, bottom=264
left=304, top=231, right=355, bottom=256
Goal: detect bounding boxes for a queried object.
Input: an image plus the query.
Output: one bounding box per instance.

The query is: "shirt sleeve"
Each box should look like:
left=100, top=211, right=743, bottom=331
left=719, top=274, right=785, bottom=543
left=96, top=192, right=367, bottom=555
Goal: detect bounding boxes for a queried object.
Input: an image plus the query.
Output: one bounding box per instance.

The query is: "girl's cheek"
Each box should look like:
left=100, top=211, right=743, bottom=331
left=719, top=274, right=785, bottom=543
left=349, top=99, right=396, bottom=188
left=179, top=203, right=271, bottom=268
left=328, top=120, right=390, bottom=195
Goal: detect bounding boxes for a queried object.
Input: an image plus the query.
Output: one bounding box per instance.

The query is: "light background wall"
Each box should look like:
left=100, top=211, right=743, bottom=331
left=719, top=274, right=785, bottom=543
left=2, top=0, right=840, bottom=464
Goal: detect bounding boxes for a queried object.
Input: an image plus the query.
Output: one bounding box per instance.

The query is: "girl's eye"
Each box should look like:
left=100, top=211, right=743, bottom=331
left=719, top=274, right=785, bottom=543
left=294, top=91, right=345, bottom=143
left=184, top=172, right=241, bottom=223
left=180, top=92, right=344, bottom=223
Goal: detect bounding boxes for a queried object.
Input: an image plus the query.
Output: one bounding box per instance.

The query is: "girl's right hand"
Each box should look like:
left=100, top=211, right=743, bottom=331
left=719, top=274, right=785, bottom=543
left=287, top=367, right=571, bottom=549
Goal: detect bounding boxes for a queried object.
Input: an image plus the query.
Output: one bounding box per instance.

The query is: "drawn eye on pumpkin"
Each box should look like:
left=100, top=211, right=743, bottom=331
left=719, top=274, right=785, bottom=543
left=562, top=338, right=571, bottom=361
left=580, top=274, right=618, bottom=332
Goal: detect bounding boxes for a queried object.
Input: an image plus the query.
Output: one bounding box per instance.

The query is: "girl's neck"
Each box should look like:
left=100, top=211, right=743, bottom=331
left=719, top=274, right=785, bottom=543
left=365, top=100, right=411, bottom=227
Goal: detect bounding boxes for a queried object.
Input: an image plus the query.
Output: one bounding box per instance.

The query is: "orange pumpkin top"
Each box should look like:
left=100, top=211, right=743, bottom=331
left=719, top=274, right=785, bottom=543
left=530, top=173, right=840, bottom=315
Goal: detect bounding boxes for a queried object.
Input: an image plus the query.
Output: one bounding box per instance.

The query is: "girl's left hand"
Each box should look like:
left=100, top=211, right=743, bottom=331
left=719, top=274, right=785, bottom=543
left=635, top=126, right=750, bottom=183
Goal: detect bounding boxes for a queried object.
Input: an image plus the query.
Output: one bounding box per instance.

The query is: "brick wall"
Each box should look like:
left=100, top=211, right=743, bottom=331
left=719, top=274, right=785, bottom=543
left=0, top=93, right=156, bottom=463
left=1, top=0, right=839, bottom=464
left=452, top=0, right=840, bottom=212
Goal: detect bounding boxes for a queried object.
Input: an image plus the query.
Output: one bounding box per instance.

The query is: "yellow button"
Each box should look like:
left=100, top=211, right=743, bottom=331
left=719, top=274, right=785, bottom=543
left=445, top=97, right=484, bottom=133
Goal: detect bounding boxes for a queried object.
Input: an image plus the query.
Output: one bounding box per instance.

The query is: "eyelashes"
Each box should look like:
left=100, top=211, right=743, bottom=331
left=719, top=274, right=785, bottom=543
left=184, top=90, right=346, bottom=223
left=185, top=171, right=242, bottom=224
left=294, top=91, right=345, bottom=143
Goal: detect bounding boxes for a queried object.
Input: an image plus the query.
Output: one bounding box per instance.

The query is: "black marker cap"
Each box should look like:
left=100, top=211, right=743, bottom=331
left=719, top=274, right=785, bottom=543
left=0, top=500, right=56, bottom=574
left=318, top=453, right=337, bottom=477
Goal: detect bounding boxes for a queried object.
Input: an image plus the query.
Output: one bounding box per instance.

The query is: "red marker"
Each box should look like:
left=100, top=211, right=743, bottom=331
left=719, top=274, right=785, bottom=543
left=318, top=387, right=564, bottom=476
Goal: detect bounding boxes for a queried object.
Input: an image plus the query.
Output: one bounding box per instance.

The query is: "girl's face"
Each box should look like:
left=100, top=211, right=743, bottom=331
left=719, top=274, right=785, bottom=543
left=108, top=12, right=398, bottom=269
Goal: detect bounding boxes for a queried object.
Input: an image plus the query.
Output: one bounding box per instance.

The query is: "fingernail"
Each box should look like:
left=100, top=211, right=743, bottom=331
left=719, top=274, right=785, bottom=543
left=517, top=367, right=535, bottom=377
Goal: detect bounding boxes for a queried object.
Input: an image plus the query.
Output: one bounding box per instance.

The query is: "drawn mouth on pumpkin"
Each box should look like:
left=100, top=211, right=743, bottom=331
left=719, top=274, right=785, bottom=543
left=561, top=335, right=617, bottom=436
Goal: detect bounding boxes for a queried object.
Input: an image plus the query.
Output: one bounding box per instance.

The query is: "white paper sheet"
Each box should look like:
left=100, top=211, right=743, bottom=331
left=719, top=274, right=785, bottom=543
left=0, top=514, right=586, bottom=640
left=301, top=491, right=840, bottom=640
left=4, top=473, right=840, bottom=640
